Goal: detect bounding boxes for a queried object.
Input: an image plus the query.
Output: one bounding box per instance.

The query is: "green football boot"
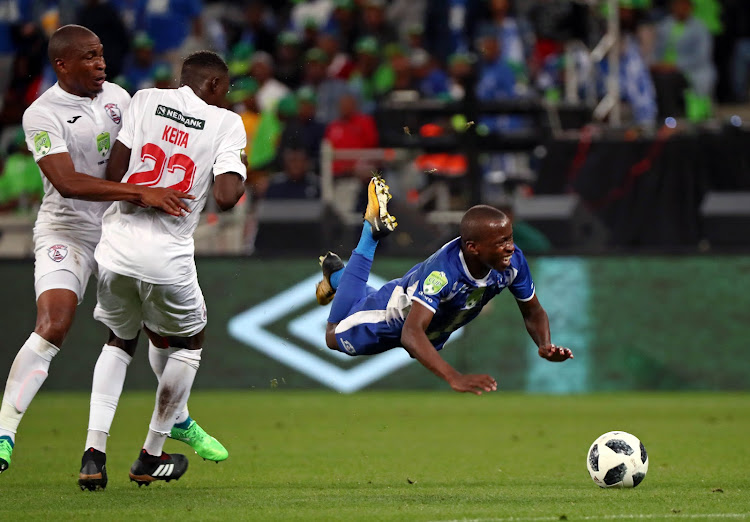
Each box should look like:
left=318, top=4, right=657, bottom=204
left=169, top=420, right=228, bottom=462
left=0, top=436, right=13, bottom=473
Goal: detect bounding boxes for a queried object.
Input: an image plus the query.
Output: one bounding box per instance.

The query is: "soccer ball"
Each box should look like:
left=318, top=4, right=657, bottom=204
left=586, top=431, right=649, bottom=488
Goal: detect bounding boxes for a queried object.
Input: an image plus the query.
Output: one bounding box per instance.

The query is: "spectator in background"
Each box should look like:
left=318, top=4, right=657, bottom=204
left=446, top=52, right=475, bottom=101
left=725, top=0, right=750, bottom=102
left=276, top=86, right=325, bottom=168
left=139, top=0, right=203, bottom=73
left=0, top=128, right=43, bottom=214
left=476, top=31, right=518, bottom=103
left=348, top=36, right=393, bottom=113
left=478, top=0, right=534, bottom=79
left=411, top=48, right=450, bottom=99
left=318, top=28, right=354, bottom=80
left=324, top=92, right=378, bottom=177
left=610, top=3, right=658, bottom=126
left=276, top=30, right=304, bottom=89
left=238, top=0, right=276, bottom=55
left=652, top=0, right=716, bottom=120
left=152, top=63, right=174, bottom=89
left=251, top=51, right=290, bottom=112
left=266, top=147, right=320, bottom=200
left=301, top=47, right=350, bottom=124
left=122, top=33, right=162, bottom=93
left=423, top=0, right=473, bottom=62
left=325, top=0, right=359, bottom=54
left=291, top=0, right=334, bottom=34
left=386, top=0, right=427, bottom=45
left=229, top=77, right=261, bottom=158
left=405, top=23, right=427, bottom=53
left=0, top=1, right=32, bottom=103
left=359, top=0, right=398, bottom=49
left=301, top=17, right=322, bottom=54
left=76, top=0, right=130, bottom=78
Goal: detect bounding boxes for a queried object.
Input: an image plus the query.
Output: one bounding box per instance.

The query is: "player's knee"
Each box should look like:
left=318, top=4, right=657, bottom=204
left=325, top=325, right=338, bottom=350
left=34, top=310, right=75, bottom=347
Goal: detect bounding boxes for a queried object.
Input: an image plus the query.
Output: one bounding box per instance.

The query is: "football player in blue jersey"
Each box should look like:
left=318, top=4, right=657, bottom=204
left=315, top=175, right=573, bottom=395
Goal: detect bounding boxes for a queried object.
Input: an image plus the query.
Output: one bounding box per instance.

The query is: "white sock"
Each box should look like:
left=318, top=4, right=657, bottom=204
left=143, top=348, right=201, bottom=456
left=0, top=333, right=59, bottom=442
left=85, top=345, right=132, bottom=453
left=148, top=340, right=191, bottom=427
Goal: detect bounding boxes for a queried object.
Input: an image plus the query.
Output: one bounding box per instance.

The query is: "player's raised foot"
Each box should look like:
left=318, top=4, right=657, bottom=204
left=0, top=436, right=13, bottom=473
left=129, top=449, right=188, bottom=486
left=170, top=420, right=228, bottom=462
left=364, top=175, right=397, bottom=240
left=78, top=447, right=107, bottom=491
left=315, top=251, right=344, bottom=305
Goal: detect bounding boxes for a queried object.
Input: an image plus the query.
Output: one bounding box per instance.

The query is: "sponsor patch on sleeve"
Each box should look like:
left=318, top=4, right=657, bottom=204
left=422, top=271, right=448, bottom=295
left=34, top=131, right=51, bottom=155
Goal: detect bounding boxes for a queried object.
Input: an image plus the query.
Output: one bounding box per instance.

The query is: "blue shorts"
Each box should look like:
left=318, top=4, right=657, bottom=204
left=333, top=312, right=401, bottom=356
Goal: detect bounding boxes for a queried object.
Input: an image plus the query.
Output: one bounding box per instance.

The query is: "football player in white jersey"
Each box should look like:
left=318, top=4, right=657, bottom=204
left=0, top=25, right=195, bottom=477
left=87, top=50, right=246, bottom=486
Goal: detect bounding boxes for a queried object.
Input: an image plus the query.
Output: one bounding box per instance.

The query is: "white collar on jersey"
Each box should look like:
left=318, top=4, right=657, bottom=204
left=52, top=82, right=101, bottom=103
left=459, top=248, right=492, bottom=287
left=178, top=85, right=208, bottom=108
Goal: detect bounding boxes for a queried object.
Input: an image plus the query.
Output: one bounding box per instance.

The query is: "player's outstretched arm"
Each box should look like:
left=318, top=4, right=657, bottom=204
left=516, top=295, right=573, bottom=362
left=401, top=301, right=497, bottom=395
left=38, top=146, right=194, bottom=216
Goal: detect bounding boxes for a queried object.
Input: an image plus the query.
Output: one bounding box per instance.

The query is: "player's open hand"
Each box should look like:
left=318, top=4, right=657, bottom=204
left=538, top=344, right=574, bottom=362
left=448, top=373, right=497, bottom=395
left=140, top=187, right=196, bottom=217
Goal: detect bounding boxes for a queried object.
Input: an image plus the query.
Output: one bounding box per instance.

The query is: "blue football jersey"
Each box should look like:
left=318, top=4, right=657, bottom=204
left=334, top=238, right=535, bottom=354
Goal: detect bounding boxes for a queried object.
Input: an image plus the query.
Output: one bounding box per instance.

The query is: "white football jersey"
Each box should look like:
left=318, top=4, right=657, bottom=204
left=22, top=82, right=131, bottom=242
left=96, top=86, right=246, bottom=284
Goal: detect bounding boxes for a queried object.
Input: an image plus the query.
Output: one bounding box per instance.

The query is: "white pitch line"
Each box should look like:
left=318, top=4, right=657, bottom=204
left=432, top=513, right=750, bottom=522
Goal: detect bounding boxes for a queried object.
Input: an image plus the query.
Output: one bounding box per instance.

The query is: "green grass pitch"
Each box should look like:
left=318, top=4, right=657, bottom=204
left=1, top=391, right=748, bottom=521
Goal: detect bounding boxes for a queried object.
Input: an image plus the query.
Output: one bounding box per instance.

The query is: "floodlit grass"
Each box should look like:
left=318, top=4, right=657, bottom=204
left=1, top=391, right=748, bottom=521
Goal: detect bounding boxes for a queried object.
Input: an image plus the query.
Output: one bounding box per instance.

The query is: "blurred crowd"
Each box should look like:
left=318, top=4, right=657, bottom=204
left=0, top=0, right=749, bottom=250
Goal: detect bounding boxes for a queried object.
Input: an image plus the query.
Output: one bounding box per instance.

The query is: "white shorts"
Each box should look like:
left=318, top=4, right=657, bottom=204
left=34, top=231, right=98, bottom=304
left=94, top=266, right=207, bottom=340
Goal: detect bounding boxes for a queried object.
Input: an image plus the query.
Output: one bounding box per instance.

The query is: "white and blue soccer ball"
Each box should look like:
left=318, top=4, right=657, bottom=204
left=586, top=431, right=649, bottom=488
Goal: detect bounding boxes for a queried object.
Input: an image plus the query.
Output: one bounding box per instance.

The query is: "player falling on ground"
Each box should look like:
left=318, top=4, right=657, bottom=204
left=82, top=50, right=246, bottom=487
left=316, top=176, right=573, bottom=393
left=0, top=24, right=203, bottom=477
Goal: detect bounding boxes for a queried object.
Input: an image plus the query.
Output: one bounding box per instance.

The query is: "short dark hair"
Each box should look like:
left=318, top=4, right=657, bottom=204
left=180, top=51, right=228, bottom=84
left=460, top=205, right=508, bottom=244
left=48, top=24, right=97, bottom=63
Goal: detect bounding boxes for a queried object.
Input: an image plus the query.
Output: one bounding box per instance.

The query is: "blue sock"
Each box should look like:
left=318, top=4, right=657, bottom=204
left=174, top=416, right=193, bottom=430
left=354, top=221, right=378, bottom=260
left=328, top=252, right=374, bottom=324
left=0, top=435, right=13, bottom=448
left=330, top=268, right=344, bottom=290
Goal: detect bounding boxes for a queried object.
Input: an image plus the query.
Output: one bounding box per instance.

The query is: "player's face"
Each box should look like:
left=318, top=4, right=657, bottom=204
left=60, top=34, right=106, bottom=98
left=476, top=219, right=515, bottom=271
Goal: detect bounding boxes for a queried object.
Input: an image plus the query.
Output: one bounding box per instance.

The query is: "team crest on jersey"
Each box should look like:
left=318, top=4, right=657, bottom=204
left=423, top=271, right=448, bottom=295
left=104, top=103, right=121, bottom=124
left=34, top=131, right=51, bottom=156
left=97, top=132, right=111, bottom=157
left=48, top=244, right=68, bottom=262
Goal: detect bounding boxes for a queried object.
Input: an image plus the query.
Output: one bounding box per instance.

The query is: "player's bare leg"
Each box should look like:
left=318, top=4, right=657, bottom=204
left=144, top=328, right=228, bottom=463
left=0, top=289, right=76, bottom=473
